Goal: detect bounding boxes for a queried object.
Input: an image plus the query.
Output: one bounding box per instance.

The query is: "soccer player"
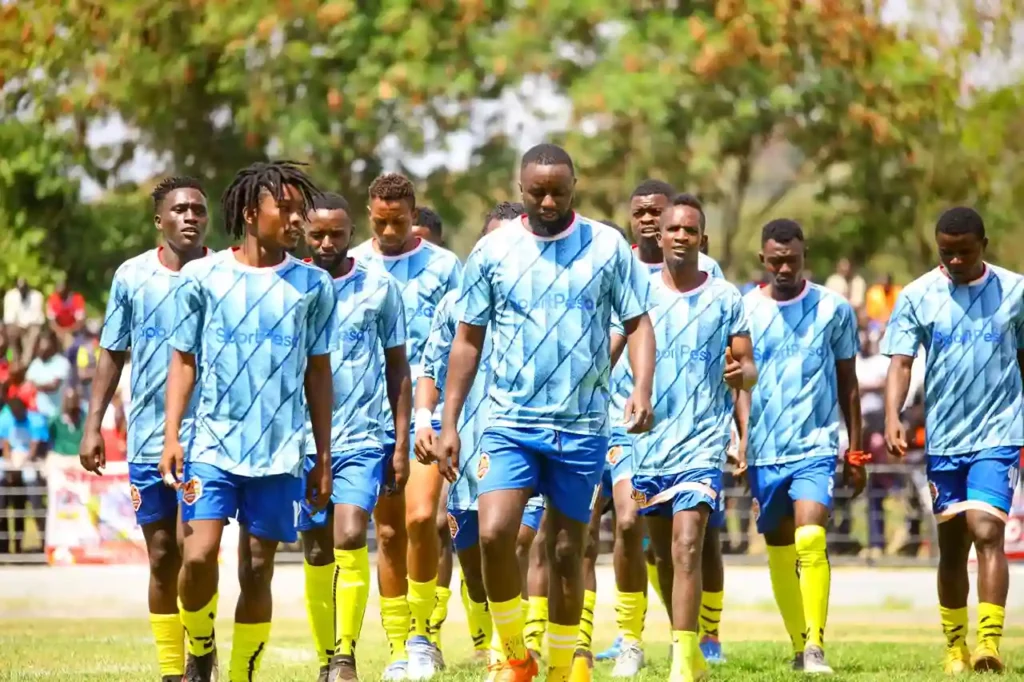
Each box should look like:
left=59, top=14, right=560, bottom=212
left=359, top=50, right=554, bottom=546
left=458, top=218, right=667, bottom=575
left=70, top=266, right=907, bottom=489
left=298, top=192, right=412, bottom=682
left=159, top=161, right=337, bottom=682
left=882, top=207, right=1023, bottom=675
left=79, top=176, right=210, bottom=682
left=740, top=219, right=865, bottom=674
left=436, top=143, right=656, bottom=682
left=633, top=194, right=756, bottom=682
left=629, top=180, right=724, bottom=277
left=350, top=173, right=462, bottom=680
left=412, top=206, right=445, bottom=247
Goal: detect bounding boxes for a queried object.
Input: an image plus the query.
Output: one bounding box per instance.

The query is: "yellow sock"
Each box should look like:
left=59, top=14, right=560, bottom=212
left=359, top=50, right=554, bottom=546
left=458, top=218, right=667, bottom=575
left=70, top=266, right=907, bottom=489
left=940, top=605, right=968, bottom=651
left=229, top=622, right=271, bottom=681
left=547, top=622, right=577, bottom=682
left=699, top=590, right=724, bottom=641
left=617, top=591, right=646, bottom=644
left=303, top=561, right=336, bottom=666
left=766, top=544, right=807, bottom=653
left=462, top=579, right=491, bottom=653
left=669, top=630, right=700, bottom=682
left=179, top=593, right=218, bottom=658
left=647, top=560, right=667, bottom=610
left=489, top=596, right=527, bottom=661
left=794, top=525, right=830, bottom=649
left=428, top=586, right=452, bottom=647
left=576, top=589, right=597, bottom=651
left=380, top=595, right=410, bottom=663
left=408, top=577, right=437, bottom=639
left=489, top=615, right=505, bottom=665
left=149, top=613, right=185, bottom=677
left=334, top=547, right=370, bottom=657
left=524, top=595, right=548, bottom=654
left=977, top=602, right=1005, bottom=651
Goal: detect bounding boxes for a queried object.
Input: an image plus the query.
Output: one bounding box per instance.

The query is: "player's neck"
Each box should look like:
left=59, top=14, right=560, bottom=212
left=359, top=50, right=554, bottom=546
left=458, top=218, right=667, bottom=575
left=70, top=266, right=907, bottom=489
left=235, top=237, right=287, bottom=268
left=635, top=238, right=662, bottom=265
left=375, top=236, right=420, bottom=257
left=662, top=262, right=706, bottom=293
left=526, top=212, right=574, bottom=238
left=767, top=279, right=806, bottom=302
left=159, top=244, right=205, bottom=272
left=329, top=255, right=354, bottom=279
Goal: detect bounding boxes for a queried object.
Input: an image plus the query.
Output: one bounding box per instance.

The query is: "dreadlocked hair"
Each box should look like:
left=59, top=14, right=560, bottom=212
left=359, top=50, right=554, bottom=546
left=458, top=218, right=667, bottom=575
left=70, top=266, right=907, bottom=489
left=151, top=176, right=205, bottom=211
left=220, top=160, right=321, bottom=238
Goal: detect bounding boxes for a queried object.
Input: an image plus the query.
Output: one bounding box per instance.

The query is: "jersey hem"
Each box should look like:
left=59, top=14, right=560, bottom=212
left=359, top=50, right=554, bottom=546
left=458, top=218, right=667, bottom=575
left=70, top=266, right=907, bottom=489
left=748, top=450, right=837, bottom=467
left=489, top=418, right=609, bottom=437
left=924, top=441, right=1024, bottom=457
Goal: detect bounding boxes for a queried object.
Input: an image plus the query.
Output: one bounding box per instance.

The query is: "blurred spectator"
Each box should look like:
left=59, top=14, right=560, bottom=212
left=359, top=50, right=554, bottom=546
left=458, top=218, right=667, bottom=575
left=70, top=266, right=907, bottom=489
left=0, top=327, right=14, bottom=385
left=3, top=278, right=45, bottom=364
left=412, top=207, right=444, bottom=246
left=49, top=387, right=84, bottom=457
left=825, top=258, right=867, bottom=308
left=46, top=275, right=86, bottom=349
left=5, top=364, right=38, bottom=413
left=68, top=320, right=101, bottom=408
left=26, top=330, right=71, bottom=420
left=856, top=333, right=890, bottom=559
left=0, top=397, right=48, bottom=553
left=99, top=353, right=130, bottom=462
left=865, top=274, right=902, bottom=327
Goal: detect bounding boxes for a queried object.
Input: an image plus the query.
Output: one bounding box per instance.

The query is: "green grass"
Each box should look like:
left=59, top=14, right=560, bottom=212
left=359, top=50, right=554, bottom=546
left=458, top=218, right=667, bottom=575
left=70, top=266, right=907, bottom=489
left=1, top=618, right=1021, bottom=681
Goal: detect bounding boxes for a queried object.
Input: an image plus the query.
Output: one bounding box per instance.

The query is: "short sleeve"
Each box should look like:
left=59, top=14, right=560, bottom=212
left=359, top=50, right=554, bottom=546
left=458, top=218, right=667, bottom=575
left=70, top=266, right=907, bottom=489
left=0, top=410, right=11, bottom=441
left=880, top=290, right=922, bottom=357
left=170, top=269, right=204, bottom=354
left=830, top=299, right=859, bottom=360
left=727, top=289, right=750, bottom=337
left=29, top=413, right=48, bottom=442
left=99, top=270, right=132, bottom=351
left=379, top=276, right=407, bottom=350
left=611, top=237, right=651, bottom=324
left=305, top=276, right=338, bottom=357
left=445, top=258, right=463, bottom=296
left=610, top=312, right=625, bottom=338
left=458, top=246, right=493, bottom=327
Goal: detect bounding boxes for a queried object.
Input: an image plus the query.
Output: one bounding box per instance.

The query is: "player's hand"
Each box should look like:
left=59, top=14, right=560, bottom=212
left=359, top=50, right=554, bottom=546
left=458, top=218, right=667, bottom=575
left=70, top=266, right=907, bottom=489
left=727, top=435, right=748, bottom=487
left=436, top=426, right=461, bottom=484
left=885, top=421, right=908, bottom=458
left=623, top=391, right=654, bottom=434
left=158, top=440, right=184, bottom=488
left=414, top=426, right=437, bottom=464
left=386, top=438, right=410, bottom=494
left=307, top=457, right=332, bottom=511
left=78, top=429, right=106, bottom=475
left=723, top=348, right=745, bottom=391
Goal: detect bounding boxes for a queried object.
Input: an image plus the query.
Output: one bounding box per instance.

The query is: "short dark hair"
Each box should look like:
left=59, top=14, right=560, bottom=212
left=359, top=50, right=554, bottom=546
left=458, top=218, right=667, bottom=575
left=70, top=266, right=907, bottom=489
left=221, top=161, right=321, bottom=238
left=631, top=179, right=675, bottom=201
left=671, top=193, right=706, bottom=230
left=482, top=201, right=525, bottom=232
left=520, top=143, right=574, bottom=176
left=368, top=172, right=416, bottom=208
left=151, top=176, right=206, bottom=211
left=761, top=218, right=805, bottom=245
left=415, top=207, right=443, bottom=239
left=936, top=206, right=985, bottom=239
left=311, top=192, right=349, bottom=212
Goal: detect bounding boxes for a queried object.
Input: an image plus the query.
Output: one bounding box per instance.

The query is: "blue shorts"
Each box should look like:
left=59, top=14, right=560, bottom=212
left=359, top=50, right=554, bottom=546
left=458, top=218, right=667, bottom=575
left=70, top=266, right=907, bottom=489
left=179, top=461, right=303, bottom=543
left=708, top=486, right=726, bottom=530
left=447, top=499, right=545, bottom=553
left=128, top=462, right=178, bottom=526
left=297, top=448, right=387, bottom=531
left=748, top=456, right=837, bottom=534
left=601, top=432, right=633, bottom=499
left=633, top=468, right=723, bottom=518
left=476, top=427, right=607, bottom=523
left=927, top=446, right=1021, bottom=522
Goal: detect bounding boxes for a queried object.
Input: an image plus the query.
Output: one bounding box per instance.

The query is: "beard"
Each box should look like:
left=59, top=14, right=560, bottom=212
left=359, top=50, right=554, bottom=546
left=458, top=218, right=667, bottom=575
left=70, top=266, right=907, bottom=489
left=527, top=209, right=574, bottom=236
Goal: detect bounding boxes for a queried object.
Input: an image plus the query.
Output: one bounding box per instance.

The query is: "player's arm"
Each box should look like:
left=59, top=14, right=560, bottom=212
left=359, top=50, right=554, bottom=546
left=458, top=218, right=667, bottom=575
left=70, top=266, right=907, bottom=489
left=386, top=344, right=413, bottom=475
left=725, top=334, right=757, bottom=391
left=610, top=332, right=627, bottom=367
left=732, top=388, right=751, bottom=482
left=621, top=313, right=655, bottom=433
left=160, top=349, right=196, bottom=483
left=305, top=353, right=334, bottom=509
left=883, top=354, right=914, bottom=457
left=836, top=357, right=863, bottom=454
left=438, top=321, right=486, bottom=480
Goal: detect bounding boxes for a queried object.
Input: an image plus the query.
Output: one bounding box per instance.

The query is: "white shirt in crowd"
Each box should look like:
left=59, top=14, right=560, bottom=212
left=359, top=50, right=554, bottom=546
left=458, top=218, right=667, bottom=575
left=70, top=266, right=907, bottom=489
left=3, top=287, right=45, bottom=328
left=824, top=273, right=866, bottom=309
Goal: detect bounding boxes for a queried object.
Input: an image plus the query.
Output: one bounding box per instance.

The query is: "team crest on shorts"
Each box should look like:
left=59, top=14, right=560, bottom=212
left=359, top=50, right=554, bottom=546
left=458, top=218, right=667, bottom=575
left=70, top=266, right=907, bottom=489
left=607, top=446, right=622, bottom=465
left=929, top=481, right=939, bottom=503
left=630, top=488, right=647, bottom=506
left=129, top=484, right=142, bottom=512
left=181, top=477, right=203, bottom=506
left=476, top=453, right=490, bottom=480
left=447, top=512, right=459, bottom=539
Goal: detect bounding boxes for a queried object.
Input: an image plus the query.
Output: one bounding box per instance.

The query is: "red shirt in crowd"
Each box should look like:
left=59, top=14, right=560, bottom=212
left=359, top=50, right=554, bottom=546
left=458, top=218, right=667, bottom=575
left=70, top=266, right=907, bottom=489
left=47, top=292, right=86, bottom=330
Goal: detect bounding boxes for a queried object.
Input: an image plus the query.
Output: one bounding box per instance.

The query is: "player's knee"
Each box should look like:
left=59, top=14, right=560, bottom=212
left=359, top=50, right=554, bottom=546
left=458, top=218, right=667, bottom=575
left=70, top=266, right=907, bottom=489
left=616, top=506, right=641, bottom=539
left=478, top=515, right=517, bottom=554
left=970, top=517, right=1004, bottom=554
left=374, top=518, right=403, bottom=553
left=671, top=529, right=702, bottom=574
left=548, top=531, right=585, bottom=576
left=148, top=535, right=182, bottom=585
left=406, top=500, right=438, bottom=540
left=334, top=515, right=368, bottom=552
left=238, top=551, right=275, bottom=593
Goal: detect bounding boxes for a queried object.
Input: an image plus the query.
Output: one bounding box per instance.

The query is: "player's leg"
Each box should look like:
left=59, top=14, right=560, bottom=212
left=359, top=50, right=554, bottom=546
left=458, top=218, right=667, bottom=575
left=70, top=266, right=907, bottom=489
left=524, top=512, right=550, bottom=659
left=405, top=456, right=446, bottom=678
left=668, top=505, right=710, bottom=682
left=450, top=510, right=492, bottom=662
left=644, top=512, right=674, bottom=660
left=645, top=534, right=671, bottom=616
left=574, top=495, right=604, bottom=664
left=428, top=479, right=454, bottom=649
left=229, top=473, right=303, bottom=682
left=751, top=464, right=807, bottom=670
left=516, top=501, right=543, bottom=664
left=178, top=462, right=233, bottom=682
left=609, top=473, right=647, bottom=677
left=698, top=514, right=725, bottom=665
left=962, top=448, right=1019, bottom=672
left=298, top=453, right=338, bottom=681
left=374, top=446, right=411, bottom=679
left=790, top=456, right=839, bottom=674
left=132, top=463, right=186, bottom=681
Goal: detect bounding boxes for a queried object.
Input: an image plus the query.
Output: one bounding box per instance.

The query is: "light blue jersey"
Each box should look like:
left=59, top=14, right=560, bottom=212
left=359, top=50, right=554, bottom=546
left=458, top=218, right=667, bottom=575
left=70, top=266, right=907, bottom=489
left=100, top=248, right=209, bottom=463
left=171, top=249, right=338, bottom=477
left=743, top=283, right=859, bottom=466
left=350, top=238, right=462, bottom=427
left=881, top=264, right=1024, bottom=455
left=458, top=214, right=652, bottom=436
left=304, top=258, right=406, bottom=455
left=632, top=275, right=748, bottom=476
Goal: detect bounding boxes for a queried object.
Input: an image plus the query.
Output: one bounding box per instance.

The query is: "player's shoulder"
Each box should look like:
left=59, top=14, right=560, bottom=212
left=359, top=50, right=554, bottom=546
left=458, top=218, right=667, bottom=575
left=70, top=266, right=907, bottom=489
left=807, top=281, right=852, bottom=309
left=987, top=262, right=1024, bottom=289
left=742, top=285, right=769, bottom=308
left=349, top=239, right=375, bottom=259
left=899, top=267, right=946, bottom=298
left=112, top=248, right=162, bottom=282
left=698, top=251, right=723, bottom=272
left=420, top=239, right=461, bottom=266
left=707, top=276, right=743, bottom=301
